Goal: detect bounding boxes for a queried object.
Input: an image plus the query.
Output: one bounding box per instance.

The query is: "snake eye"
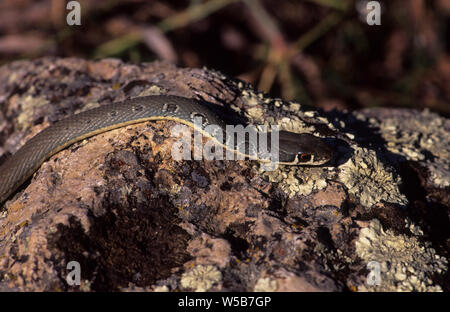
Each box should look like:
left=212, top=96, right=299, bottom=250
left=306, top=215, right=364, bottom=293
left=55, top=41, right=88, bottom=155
left=297, top=153, right=312, bottom=163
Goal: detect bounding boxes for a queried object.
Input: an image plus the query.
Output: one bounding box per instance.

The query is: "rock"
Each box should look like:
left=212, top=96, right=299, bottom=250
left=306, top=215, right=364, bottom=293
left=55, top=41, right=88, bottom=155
left=0, top=57, right=448, bottom=291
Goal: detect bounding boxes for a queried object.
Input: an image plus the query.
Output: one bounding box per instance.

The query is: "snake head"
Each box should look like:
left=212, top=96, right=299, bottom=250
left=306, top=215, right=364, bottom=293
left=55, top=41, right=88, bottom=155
left=278, top=131, right=333, bottom=165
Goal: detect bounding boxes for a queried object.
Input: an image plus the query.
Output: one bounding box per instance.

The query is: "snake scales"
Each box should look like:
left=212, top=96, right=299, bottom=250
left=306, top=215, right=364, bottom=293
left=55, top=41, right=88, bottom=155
left=0, top=95, right=333, bottom=205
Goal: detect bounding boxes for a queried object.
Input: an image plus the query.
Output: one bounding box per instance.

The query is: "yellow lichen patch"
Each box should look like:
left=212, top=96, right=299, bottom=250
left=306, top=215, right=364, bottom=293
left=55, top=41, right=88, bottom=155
left=262, top=165, right=329, bottom=197
left=247, top=107, right=264, bottom=120
left=338, top=148, right=407, bottom=207
left=241, top=91, right=260, bottom=107
left=278, top=116, right=315, bottom=134
left=140, top=85, right=166, bottom=97
left=356, top=219, right=447, bottom=292
left=378, top=109, right=450, bottom=187
left=153, top=285, right=169, bottom=292
left=254, top=277, right=278, bottom=292
left=15, top=95, right=48, bottom=130
left=180, top=265, right=222, bottom=292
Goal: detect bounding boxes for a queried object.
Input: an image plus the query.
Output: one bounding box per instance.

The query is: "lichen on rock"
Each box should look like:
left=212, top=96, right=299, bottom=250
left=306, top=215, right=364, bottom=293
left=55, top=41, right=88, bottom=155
left=377, top=109, right=450, bottom=188
left=356, top=219, right=447, bottom=292
left=0, top=58, right=448, bottom=292
left=338, top=148, right=408, bottom=207
left=234, top=79, right=337, bottom=198
left=261, top=165, right=330, bottom=197
left=180, top=265, right=222, bottom=292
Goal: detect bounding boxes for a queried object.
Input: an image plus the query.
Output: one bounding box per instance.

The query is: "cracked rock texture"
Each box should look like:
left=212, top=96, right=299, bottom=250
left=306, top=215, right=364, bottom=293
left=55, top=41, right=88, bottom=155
left=0, top=58, right=448, bottom=292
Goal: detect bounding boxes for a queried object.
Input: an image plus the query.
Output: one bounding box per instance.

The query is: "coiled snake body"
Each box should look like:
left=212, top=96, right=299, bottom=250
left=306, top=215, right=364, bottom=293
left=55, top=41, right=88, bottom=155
left=0, top=95, right=333, bottom=205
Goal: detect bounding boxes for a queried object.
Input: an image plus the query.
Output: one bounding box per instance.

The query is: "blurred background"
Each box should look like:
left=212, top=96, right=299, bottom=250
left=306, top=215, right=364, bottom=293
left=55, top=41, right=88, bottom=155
left=0, top=0, right=448, bottom=115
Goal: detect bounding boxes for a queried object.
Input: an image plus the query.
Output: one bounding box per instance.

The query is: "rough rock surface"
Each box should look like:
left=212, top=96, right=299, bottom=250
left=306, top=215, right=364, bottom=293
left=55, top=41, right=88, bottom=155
left=0, top=57, right=448, bottom=292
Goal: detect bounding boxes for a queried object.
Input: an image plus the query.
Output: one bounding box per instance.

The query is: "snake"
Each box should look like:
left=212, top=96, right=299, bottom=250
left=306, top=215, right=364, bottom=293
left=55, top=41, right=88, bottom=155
left=0, top=95, right=333, bottom=205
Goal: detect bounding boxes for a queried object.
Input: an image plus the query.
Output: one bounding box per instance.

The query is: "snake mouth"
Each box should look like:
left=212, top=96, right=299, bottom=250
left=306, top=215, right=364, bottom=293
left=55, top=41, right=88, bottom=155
left=277, top=152, right=316, bottom=165
left=278, top=150, right=332, bottom=166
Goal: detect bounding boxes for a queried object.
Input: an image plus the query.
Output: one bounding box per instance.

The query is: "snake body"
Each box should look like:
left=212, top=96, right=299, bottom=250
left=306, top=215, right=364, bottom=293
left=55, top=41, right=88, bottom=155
left=0, top=95, right=333, bottom=205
